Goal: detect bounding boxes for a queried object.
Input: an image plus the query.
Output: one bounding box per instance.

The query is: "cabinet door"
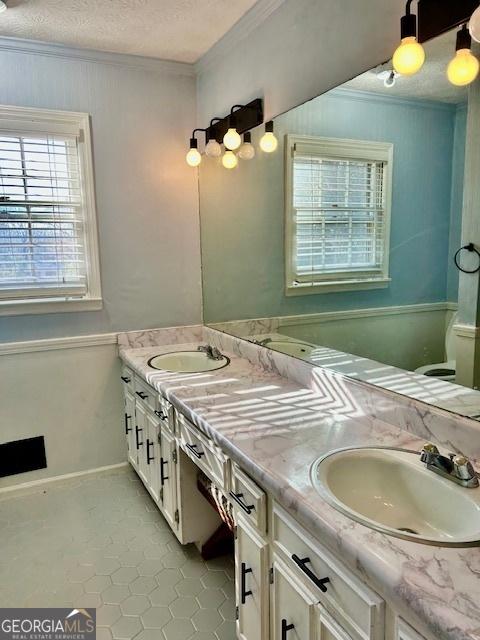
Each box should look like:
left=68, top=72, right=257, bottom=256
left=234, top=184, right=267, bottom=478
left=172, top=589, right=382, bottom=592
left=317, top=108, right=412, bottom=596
left=317, top=607, right=354, bottom=640
left=135, top=402, right=149, bottom=486
left=124, top=389, right=137, bottom=469
left=396, top=619, right=426, bottom=640
left=271, top=556, right=318, bottom=640
left=160, top=428, right=178, bottom=530
left=146, top=412, right=161, bottom=503
left=235, top=515, right=269, bottom=640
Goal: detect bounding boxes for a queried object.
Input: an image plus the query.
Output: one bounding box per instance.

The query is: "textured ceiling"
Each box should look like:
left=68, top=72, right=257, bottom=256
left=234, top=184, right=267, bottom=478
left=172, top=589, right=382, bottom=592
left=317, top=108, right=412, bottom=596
left=344, top=29, right=468, bottom=104
left=0, top=0, right=260, bottom=63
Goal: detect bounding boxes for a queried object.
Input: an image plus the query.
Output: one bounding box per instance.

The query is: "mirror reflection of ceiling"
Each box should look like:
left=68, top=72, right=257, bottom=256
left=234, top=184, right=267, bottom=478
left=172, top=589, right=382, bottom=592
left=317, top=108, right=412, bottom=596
left=344, top=29, right=468, bottom=104
left=0, top=0, right=259, bottom=63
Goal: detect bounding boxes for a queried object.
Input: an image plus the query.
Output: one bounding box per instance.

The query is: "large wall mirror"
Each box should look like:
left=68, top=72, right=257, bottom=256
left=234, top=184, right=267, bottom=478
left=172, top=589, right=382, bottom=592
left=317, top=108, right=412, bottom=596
left=199, top=28, right=480, bottom=419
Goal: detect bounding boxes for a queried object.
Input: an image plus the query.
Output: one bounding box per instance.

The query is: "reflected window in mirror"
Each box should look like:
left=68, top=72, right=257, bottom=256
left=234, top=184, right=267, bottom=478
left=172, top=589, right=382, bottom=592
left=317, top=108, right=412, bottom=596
left=285, top=136, right=393, bottom=295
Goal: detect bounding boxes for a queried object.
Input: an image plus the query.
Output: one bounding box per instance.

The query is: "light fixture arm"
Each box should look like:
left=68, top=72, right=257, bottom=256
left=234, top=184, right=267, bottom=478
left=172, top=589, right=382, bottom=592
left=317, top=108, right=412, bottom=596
left=401, top=0, right=418, bottom=38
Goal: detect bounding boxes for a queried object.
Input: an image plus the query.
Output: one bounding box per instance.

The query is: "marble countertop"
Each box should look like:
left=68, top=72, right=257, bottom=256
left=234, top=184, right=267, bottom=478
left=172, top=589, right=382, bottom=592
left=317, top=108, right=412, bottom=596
left=120, top=341, right=480, bottom=640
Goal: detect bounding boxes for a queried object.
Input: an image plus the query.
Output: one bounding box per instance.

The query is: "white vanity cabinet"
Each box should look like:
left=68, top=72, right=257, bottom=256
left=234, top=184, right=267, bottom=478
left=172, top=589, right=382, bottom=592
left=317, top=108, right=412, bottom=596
left=159, top=427, right=178, bottom=530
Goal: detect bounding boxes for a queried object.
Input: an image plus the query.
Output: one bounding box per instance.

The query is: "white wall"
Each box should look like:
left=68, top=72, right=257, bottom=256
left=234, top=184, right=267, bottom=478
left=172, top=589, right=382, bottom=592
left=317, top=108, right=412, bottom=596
left=196, top=0, right=402, bottom=124
left=0, top=41, right=201, bottom=487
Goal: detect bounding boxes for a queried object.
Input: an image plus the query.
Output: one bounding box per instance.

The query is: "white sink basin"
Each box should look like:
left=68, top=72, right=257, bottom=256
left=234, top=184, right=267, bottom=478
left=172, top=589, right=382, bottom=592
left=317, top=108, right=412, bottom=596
left=148, top=351, right=230, bottom=373
left=266, top=340, right=316, bottom=359
left=311, top=447, right=480, bottom=546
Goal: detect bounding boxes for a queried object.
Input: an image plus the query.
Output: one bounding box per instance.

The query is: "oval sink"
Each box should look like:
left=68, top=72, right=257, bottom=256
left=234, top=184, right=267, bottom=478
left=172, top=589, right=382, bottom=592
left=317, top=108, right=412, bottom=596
left=148, top=351, right=230, bottom=373
left=267, top=340, right=316, bottom=359
left=311, top=447, right=480, bottom=546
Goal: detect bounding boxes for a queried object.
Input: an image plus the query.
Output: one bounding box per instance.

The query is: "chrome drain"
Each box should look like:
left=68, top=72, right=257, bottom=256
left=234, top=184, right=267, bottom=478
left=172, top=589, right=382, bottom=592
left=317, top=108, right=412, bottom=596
left=397, top=527, right=419, bottom=535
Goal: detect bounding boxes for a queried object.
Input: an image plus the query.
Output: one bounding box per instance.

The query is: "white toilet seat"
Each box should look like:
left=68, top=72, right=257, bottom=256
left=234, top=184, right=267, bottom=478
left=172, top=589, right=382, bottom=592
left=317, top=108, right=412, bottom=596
left=415, top=359, right=456, bottom=382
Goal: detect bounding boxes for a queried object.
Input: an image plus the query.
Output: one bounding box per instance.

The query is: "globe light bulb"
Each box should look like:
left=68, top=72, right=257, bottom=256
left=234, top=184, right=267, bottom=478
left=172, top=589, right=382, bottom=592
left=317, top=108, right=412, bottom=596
left=205, top=138, right=222, bottom=158
left=222, top=150, right=238, bottom=169
left=393, top=36, right=425, bottom=75
left=223, top=127, right=241, bottom=150
left=470, top=6, right=480, bottom=44
left=0, top=1, right=6, bottom=12
left=186, top=138, right=201, bottom=167
left=447, top=48, right=480, bottom=86
left=238, top=132, right=255, bottom=160
left=260, top=120, right=278, bottom=153
left=447, top=26, right=479, bottom=87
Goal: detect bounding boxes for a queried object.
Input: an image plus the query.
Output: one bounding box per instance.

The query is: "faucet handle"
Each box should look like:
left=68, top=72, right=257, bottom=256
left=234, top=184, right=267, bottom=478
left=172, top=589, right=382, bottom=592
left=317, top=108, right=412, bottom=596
left=420, top=443, right=439, bottom=464
left=453, top=455, right=477, bottom=481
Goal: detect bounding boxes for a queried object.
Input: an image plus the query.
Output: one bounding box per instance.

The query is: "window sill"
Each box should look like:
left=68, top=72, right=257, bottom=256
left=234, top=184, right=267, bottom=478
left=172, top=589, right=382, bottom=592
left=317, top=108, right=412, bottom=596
left=286, top=278, right=391, bottom=296
left=0, top=297, right=103, bottom=317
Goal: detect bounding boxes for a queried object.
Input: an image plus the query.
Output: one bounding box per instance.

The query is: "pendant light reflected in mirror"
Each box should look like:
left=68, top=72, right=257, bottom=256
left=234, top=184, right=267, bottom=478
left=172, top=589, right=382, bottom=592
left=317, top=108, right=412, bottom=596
left=447, top=24, right=479, bottom=87
left=392, top=0, right=425, bottom=76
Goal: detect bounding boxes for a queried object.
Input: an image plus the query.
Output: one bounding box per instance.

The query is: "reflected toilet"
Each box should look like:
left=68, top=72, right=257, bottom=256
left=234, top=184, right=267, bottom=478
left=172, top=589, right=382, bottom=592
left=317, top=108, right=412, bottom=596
left=415, top=312, right=458, bottom=382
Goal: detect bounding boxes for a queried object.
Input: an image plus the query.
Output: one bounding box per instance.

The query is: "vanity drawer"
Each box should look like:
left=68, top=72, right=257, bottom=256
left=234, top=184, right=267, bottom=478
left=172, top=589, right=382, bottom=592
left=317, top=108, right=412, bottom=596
left=157, top=396, right=175, bottom=435
left=120, top=365, right=134, bottom=391
left=134, top=377, right=156, bottom=412
left=177, top=413, right=229, bottom=490
left=272, top=503, right=384, bottom=640
left=230, top=462, right=267, bottom=534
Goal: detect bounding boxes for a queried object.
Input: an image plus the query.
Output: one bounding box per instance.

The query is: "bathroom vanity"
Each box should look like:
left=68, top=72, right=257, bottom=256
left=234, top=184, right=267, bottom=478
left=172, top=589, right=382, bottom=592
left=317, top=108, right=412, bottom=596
left=119, top=329, right=480, bottom=640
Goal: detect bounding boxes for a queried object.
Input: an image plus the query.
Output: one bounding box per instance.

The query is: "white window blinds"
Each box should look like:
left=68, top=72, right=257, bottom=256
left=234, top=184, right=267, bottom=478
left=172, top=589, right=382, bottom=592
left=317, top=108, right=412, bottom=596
left=0, top=131, right=87, bottom=300
left=286, top=136, right=392, bottom=292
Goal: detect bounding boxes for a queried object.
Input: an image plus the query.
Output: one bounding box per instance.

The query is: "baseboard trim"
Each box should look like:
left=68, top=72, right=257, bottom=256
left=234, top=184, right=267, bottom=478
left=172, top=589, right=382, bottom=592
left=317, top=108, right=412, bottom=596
left=0, top=462, right=129, bottom=497
left=0, top=332, right=118, bottom=356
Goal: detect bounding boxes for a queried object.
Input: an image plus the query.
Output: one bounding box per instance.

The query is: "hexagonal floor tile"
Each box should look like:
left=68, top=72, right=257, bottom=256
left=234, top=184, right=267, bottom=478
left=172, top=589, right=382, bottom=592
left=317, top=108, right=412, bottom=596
left=180, top=560, right=208, bottom=579
left=111, top=567, right=139, bottom=585
left=119, top=550, right=145, bottom=567
left=175, top=578, right=203, bottom=597
left=192, top=609, right=223, bottom=633
left=215, top=621, right=235, bottom=640
left=95, top=558, right=121, bottom=576
left=149, top=584, right=178, bottom=606
left=200, top=572, right=229, bottom=590
left=219, top=598, right=235, bottom=622
left=120, top=594, right=150, bottom=616
left=101, top=584, right=130, bottom=605
left=111, top=615, right=143, bottom=640
left=97, top=604, right=122, bottom=627
left=169, top=596, right=199, bottom=619
left=66, top=564, right=95, bottom=583
left=141, top=606, right=172, bottom=629
left=130, top=576, right=157, bottom=595
left=84, top=575, right=112, bottom=594
left=155, top=568, right=183, bottom=588
left=162, top=618, right=195, bottom=640
left=196, top=589, right=226, bottom=610
left=137, top=559, right=163, bottom=577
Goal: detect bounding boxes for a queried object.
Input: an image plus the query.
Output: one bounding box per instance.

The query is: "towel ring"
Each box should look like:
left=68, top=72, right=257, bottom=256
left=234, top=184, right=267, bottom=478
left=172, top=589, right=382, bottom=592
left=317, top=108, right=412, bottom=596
left=454, top=243, right=480, bottom=274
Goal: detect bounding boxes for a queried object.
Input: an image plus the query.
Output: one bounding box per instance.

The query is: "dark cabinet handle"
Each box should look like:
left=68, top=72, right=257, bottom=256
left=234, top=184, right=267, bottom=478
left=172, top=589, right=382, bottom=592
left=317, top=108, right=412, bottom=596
left=125, top=413, right=132, bottom=434
left=240, top=562, right=253, bottom=604
left=160, top=458, right=169, bottom=485
left=281, top=620, right=294, bottom=640
left=146, top=440, right=154, bottom=464
left=229, top=491, right=255, bottom=515
left=292, top=554, right=330, bottom=593
left=135, top=426, right=143, bottom=449
left=121, top=376, right=131, bottom=383
left=155, top=410, right=167, bottom=421
left=185, top=443, right=205, bottom=459
left=136, top=391, right=148, bottom=400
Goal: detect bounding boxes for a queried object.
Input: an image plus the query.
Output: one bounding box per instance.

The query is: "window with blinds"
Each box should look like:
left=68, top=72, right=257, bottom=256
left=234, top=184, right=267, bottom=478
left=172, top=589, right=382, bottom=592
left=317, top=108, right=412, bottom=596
left=0, top=107, right=101, bottom=312
left=285, top=136, right=393, bottom=294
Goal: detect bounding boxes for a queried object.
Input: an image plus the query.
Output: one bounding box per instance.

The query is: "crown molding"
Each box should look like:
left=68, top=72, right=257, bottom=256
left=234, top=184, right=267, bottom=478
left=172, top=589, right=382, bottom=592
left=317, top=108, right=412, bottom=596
left=0, top=36, right=195, bottom=76
left=330, top=87, right=461, bottom=112
left=195, top=0, right=287, bottom=74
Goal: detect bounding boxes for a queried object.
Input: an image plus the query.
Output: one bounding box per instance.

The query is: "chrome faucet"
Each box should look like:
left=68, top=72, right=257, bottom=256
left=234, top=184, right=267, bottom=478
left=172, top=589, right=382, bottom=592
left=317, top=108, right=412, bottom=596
left=253, top=337, right=272, bottom=346
left=197, top=344, right=223, bottom=361
left=420, top=443, right=479, bottom=488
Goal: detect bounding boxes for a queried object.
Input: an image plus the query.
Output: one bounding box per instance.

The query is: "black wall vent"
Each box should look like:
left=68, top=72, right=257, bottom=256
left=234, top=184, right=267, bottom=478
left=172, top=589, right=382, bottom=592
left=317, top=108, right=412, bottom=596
left=0, top=436, right=47, bottom=478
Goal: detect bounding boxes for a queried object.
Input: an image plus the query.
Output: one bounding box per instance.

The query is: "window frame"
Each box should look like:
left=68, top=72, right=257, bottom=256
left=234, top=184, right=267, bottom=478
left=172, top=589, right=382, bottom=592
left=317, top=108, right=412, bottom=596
left=285, top=134, right=393, bottom=296
left=0, top=104, right=102, bottom=316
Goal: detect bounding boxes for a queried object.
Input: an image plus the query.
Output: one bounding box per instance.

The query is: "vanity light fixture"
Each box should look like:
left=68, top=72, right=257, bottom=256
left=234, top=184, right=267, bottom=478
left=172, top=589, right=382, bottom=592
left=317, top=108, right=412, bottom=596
left=186, top=137, right=202, bottom=167
left=223, top=108, right=242, bottom=150
left=470, top=5, right=480, bottom=42
left=447, top=23, right=480, bottom=86
left=392, top=0, right=425, bottom=76
left=222, top=150, right=238, bottom=169
left=238, top=131, right=256, bottom=160
left=0, top=2, right=6, bottom=12
left=259, top=120, right=278, bottom=153
left=205, top=119, right=223, bottom=158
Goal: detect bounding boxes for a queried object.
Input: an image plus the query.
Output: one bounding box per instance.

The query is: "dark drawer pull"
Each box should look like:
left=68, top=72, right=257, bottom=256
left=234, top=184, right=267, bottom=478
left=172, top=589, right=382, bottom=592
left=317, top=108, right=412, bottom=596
left=281, top=619, right=294, bottom=640
left=240, top=562, right=253, bottom=604
left=124, top=413, right=132, bottom=434
left=185, top=443, right=205, bottom=459
left=229, top=491, right=255, bottom=515
left=160, top=458, right=169, bottom=485
left=121, top=375, right=131, bottom=383
left=146, top=440, right=154, bottom=464
left=135, top=426, right=143, bottom=449
left=292, top=554, right=330, bottom=592
left=155, top=410, right=167, bottom=421
left=136, top=391, right=148, bottom=400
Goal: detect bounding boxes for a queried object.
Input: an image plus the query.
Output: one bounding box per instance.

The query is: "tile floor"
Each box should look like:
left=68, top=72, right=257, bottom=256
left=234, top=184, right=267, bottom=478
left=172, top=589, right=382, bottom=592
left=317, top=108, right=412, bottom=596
left=0, top=467, right=236, bottom=640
